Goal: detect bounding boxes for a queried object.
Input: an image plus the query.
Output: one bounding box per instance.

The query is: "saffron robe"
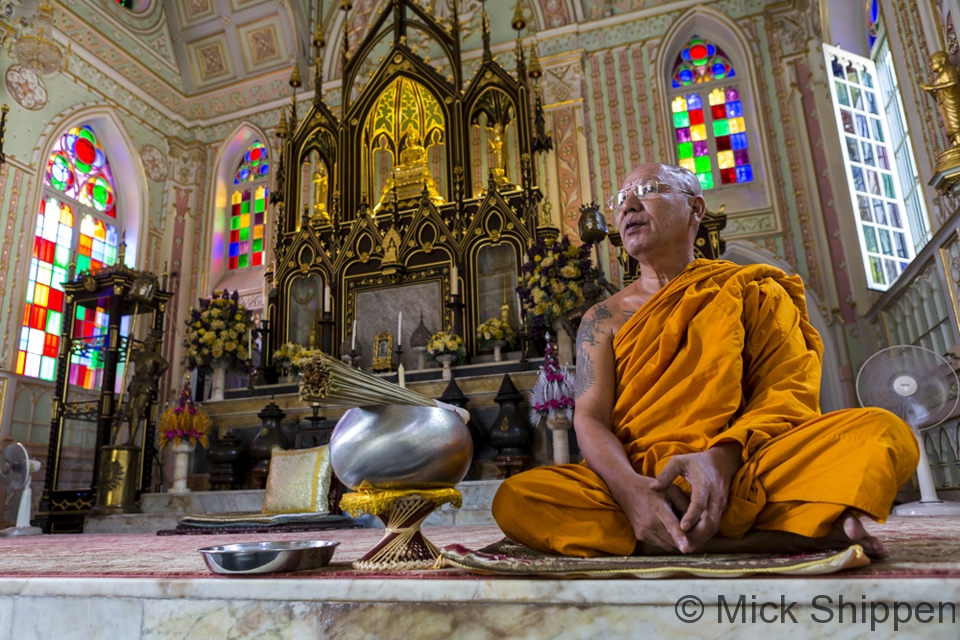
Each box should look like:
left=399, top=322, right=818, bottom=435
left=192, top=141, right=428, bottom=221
left=492, top=260, right=919, bottom=557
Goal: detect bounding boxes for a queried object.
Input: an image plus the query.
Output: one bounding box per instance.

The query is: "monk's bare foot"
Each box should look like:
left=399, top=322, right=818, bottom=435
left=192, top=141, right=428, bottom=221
left=831, top=511, right=887, bottom=559
left=635, top=510, right=888, bottom=558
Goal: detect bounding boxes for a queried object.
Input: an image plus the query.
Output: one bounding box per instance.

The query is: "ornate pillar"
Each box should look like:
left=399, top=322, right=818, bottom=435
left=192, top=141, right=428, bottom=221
left=158, top=140, right=208, bottom=405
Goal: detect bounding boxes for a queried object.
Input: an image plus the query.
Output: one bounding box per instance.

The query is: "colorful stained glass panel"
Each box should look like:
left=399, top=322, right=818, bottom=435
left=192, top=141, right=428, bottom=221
left=18, top=123, right=124, bottom=388
left=671, top=36, right=737, bottom=87
left=671, top=93, right=713, bottom=189
left=234, top=140, right=270, bottom=184
left=227, top=184, right=269, bottom=271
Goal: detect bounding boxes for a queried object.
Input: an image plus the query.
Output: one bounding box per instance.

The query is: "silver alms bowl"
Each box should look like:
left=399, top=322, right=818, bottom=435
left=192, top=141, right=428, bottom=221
left=330, top=405, right=473, bottom=490
left=198, top=540, right=339, bottom=575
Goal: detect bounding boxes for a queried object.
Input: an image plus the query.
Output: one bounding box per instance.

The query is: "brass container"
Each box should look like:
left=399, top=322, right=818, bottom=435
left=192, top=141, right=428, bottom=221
left=89, top=444, right=141, bottom=515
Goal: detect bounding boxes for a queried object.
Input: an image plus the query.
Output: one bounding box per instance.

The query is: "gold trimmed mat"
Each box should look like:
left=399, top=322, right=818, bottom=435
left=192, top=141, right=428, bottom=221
left=437, top=538, right=870, bottom=579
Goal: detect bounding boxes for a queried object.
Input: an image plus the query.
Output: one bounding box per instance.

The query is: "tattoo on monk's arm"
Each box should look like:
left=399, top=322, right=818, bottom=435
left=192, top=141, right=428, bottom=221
left=573, top=346, right=595, bottom=399
left=574, top=308, right=604, bottom=399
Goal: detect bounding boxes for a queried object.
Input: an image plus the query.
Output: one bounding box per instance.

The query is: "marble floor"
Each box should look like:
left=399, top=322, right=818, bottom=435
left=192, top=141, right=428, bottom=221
left=1, top=518, right=959, bottom=639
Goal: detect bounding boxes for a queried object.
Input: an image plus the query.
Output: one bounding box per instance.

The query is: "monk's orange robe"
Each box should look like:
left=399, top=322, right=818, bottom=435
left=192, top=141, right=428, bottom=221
left=493, top=259, right=919, bottom=557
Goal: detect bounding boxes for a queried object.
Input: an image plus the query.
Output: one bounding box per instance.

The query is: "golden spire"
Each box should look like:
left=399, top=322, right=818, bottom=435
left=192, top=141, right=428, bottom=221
left=276, top=109, right=289, bottom=138
left=289, top=62, right=303, bottom=88
left=528, top=44, right=542, bottom=79
left=511, top=0, right=526, bottom=32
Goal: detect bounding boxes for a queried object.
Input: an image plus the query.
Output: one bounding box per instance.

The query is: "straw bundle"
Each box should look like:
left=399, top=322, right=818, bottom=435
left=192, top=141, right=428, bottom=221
left=298, top=352, right=435, bottom=408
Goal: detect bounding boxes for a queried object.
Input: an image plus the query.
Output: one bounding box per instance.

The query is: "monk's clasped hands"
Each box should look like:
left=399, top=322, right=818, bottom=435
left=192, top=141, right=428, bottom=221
left=647, top=442, right=744, bottom=553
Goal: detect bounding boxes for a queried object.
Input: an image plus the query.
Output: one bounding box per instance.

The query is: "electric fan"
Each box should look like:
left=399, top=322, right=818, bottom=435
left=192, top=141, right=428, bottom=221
left=857, top=345, right=960, bottom=516
left=0, top=442, right=42, bottom=536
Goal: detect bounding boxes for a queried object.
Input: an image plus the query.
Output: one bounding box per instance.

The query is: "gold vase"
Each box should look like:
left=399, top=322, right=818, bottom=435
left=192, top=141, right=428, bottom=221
left=89, top=444, right=141, bottom=515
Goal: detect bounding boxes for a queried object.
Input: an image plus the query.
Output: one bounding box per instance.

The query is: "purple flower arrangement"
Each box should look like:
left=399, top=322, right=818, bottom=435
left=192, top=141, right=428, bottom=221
left=516, top=235, right=596, bottom=347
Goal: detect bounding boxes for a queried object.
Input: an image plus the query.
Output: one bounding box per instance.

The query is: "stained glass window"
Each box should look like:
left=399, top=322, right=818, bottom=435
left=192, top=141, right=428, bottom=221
left=824, top=44, right=915, bottom=291
left=227, top=142, right=269, bottom=271
left=671, top=36, right=736, bottom=88
left=668, top=36, right=752, bottom=192
left=16, top=125, right=124, bottom=387
left=866, top=0, right=881, bottom=50
left=234, top=140, right=269, bottom=184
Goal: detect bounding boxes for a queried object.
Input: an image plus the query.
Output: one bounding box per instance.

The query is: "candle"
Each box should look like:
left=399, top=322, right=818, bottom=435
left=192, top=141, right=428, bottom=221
left=248, top=326, right=252, bottom=358
left=517, top=293, right=524, bottom=327
left=397, top=311, right=402, bottom=346
left=450, top=264, right=459, bottom=295
left=323, top=285, right=331, bottom=313
left=398, top=363, right=406, bottom=388
left=351, top=318, right=357, bottom=351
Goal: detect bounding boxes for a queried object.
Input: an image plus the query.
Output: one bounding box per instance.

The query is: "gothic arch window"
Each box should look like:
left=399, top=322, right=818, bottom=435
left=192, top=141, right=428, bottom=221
left=668, top=35, right=753, bottom=190
left=226, top=140, right=269, bottom=272
left=16, top=125, right=125, bottom=386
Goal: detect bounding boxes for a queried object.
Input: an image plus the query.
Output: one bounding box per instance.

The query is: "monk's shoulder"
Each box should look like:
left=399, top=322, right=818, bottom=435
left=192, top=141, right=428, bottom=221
left=578, top=298, right=622, bottom=344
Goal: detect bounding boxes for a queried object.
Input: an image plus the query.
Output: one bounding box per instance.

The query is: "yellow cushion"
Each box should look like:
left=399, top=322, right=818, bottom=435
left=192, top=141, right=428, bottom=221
left=261, top=445, right=332, bottom=514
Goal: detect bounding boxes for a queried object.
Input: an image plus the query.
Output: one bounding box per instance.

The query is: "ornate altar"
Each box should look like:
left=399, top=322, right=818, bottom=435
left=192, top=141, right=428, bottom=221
left=265, top=0, right=553, bottom=367
left=35, top=253, right=171, bottom=533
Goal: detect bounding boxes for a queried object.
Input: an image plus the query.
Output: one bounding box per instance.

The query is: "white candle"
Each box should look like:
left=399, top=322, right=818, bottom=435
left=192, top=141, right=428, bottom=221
left=248, top=327, right=252, bottom=358
left=323, top=285, right=331, bottom=313
left=517, top=293, right=524, bottom=327
left=351, top=318, right=357, bottom=351
left=398, top=363, right=406, bottom=388
left=450, top=264, right=459, bottom=295
left=397, top=311, right=402, bottom=346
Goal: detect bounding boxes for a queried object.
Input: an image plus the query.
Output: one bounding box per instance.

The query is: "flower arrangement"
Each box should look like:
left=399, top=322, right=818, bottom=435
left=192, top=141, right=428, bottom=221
left=476, top=317, right=516, bottom=348
left=529, top=334, right=575, bottom=424
left=426, top=330, right=466, bottom=362
left=157, top=379, right=211, bottom=449
left=182, top=290, right=257, bottom=373
left=272, top=342, right=319, bottom=374
left=516, top=235, right=596, bottom=346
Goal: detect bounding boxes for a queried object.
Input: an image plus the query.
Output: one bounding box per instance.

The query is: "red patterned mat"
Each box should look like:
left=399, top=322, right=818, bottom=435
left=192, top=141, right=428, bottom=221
left=0, top=517, right=957, bottom=580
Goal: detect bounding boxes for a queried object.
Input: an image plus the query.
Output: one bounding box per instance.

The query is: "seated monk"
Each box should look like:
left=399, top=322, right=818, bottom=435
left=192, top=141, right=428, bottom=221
left=492, top=162, right=919, bottom=558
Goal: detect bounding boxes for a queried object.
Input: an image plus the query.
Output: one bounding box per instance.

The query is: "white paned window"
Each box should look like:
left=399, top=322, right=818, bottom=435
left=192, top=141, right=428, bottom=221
left=873, top=38, right=932, bottom=252
left=823, top=44, right=915, bottom=291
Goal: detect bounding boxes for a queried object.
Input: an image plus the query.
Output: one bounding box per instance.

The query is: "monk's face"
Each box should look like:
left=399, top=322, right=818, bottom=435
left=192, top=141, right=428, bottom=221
left=613, top=163, right=704, bottom=262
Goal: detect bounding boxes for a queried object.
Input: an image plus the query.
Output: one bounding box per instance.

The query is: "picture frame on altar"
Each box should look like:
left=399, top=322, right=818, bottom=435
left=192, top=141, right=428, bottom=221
left=371, top=331, right=394, bottom=372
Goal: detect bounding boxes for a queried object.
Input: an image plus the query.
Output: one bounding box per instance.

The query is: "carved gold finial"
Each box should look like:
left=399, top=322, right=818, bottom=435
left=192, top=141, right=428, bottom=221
left=511, top=0, right=526, bottom=32
left=276, top=109, right=289, bottom=138
left=290, top=62, right=303, bottom=88
left=313, top=24, right=326, bottom=49
left=528, top=45, right=542, bottom=79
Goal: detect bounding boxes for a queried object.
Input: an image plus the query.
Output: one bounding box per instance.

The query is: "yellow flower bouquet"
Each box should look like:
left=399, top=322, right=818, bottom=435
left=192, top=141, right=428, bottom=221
left=516, top=235, right=595, bottom=346
left=476, top=317, right=516, bottom=348
left=273, top=342, right=319, bottom=374
left=182, top=289, right=257, bottom=373
left=426, top=331, right=466, bottom=363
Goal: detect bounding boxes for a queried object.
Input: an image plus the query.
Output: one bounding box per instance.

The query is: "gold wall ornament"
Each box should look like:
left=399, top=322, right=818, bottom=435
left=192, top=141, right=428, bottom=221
left=371, top=331, right=395, bottom=371
left=922, top=51, right=960, bottom=195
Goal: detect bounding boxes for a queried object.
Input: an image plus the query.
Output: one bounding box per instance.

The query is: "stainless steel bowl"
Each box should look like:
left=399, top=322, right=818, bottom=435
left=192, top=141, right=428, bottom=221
left=197, top=540, right=339, bottom=575
left=330, top=405, right=473, bottom=490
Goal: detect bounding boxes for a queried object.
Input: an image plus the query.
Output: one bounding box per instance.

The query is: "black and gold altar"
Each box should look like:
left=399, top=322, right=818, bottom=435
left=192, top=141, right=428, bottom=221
left=264, top=0, right=557, bottom=368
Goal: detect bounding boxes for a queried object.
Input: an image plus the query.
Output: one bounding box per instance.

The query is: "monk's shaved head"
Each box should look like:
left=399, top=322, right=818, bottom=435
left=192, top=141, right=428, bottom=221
left=660, top=164, right=703, bottom=198
left=620, top=162, right=703, bottom=196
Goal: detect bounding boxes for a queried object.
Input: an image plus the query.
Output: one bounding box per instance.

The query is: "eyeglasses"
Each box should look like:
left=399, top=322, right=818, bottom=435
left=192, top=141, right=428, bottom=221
left=607, top=178, right=698, bottom=210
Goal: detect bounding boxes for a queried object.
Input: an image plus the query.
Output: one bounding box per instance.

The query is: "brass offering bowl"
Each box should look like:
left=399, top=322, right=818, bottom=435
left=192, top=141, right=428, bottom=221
left=329, top=405, right=473, bottom=490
